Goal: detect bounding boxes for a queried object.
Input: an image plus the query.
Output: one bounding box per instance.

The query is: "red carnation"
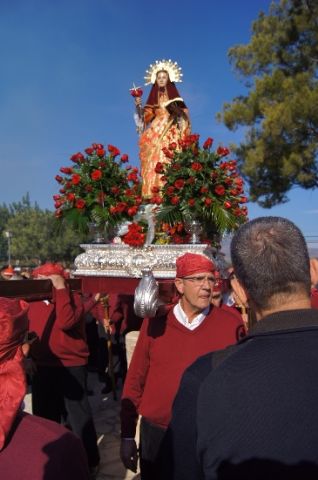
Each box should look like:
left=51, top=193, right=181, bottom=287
left=234, top=177, right=244, bottom=186
left=200, top=186, right=208, bottom=194
left=130, top=88, right=143, bottom=98
left=150, top=196, right=162, bottom=205
left=121, top=154, right=129, bottom=163
left=224, top=201, right=232, bottom=209
left=174, top=179, right=185, bottom=190
left=115, top=202, right=127, bottom=213
left=217, top=146, right=230, bottom=157
left=169, top=142, right=177, bottom=150
left=225, top=177, right=233, bottom=185
left=203, top=137, right=213, bottom=150
left=96, top=148, right=105, bottom=157
left=127, top=206, right=138, bottom=217
left=155, top=162, right=164, bottom=174
left=127, top=172, right=138, bottom=182
left=54, top=200, right=63, bottom=208
left=59, top=188, right=65, bottom=193
left=55, top=175, right=63, bottom=183
left=67, top=193, right=75, bottom=202
left=91, top=170, right=102, bottom=181
left=239, top=196, right=248, bottom=203
left=108, top=144, right=120, bottom=157
left=205, top=198, right=213, bottom=206
left=171, top=196, right=180, bottom=205
left=166, top=186, right=175, bottom=196
left=60, top=167, right=73, bottom=174
left=70, top=152, right=85, bottom=163
left=71, top=174, right=81, bottom=185
left=172, top=163, right=181, bottom=171
left=53, top=194, right=61, bottom=201
left=215, top=185, right=225, bottom=196
left=162, top=147, right=174, bottom=159
left=191, top=162, right=203, bottom=171
left=151, top=186, right=160, bottom=193
left=55, top=209, right=63, bottom=218
left=85, top=185, right=93, bottom=192
left=188, top=198, right=196, bottom=207
left=85, top=147, right=94, bottom=155
left=75, top=199, right=86, bottom=209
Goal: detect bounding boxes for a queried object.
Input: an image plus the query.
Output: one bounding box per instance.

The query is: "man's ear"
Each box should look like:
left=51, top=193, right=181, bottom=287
left=231, top=276, right=248, bottom=307
left=174, top=278, right=184, bottom=296
left=310, top=258, right=318, bottom=288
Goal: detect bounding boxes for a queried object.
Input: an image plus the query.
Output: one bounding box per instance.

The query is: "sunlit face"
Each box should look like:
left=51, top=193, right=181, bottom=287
left=175, top=271, right=215, bottom=315
left=156, top=71, right=169, bottom=88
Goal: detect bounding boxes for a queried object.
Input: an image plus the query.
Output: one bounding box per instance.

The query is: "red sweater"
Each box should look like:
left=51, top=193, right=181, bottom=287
left=121, top=305, right=243, bottom=437
left=28, top=288, right=89, bottom=367
left=311, top=288, right=318, bottom=309
left=0, top=413, right=89, bottom=480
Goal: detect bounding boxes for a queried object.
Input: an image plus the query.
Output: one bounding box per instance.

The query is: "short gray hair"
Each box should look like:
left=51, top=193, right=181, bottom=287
left=231, top=217, right=311, bottom=310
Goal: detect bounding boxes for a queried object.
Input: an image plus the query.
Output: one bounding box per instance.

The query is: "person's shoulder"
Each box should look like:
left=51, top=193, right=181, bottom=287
left=21, top=413, right=82, bottom=445
left=183, top=351, right=215, bottom=381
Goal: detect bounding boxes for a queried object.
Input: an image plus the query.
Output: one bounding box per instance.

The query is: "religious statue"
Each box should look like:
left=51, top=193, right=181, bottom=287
left=131, top=59, right=191, bottom=198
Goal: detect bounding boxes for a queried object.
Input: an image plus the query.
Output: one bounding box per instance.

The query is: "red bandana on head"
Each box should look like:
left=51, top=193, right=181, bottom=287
left=32, top=262, right=68, bottom=279
left=0, top=297, right=29, bottom=450
left=176, top=253, right=215, bottom=278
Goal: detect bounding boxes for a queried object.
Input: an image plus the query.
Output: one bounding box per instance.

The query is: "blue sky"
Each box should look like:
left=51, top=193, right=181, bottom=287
left=1, top=0, right=317, bottom=240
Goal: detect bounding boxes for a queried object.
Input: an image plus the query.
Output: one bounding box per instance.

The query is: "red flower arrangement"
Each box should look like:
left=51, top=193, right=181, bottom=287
left=122, top=222, right=146, bottom=247
left=53, top=142, right=142, bottom=233
left=153, top=133, right=248, bottom=243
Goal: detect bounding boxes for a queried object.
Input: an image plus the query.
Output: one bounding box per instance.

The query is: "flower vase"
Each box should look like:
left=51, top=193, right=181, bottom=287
left=185, top=219, right=203, bottom=244
left=88, top=222, right=108, bottom=244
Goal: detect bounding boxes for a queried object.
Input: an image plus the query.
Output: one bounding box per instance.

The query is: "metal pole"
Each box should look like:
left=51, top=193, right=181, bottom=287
left=8, top=234, right=11, bottom=266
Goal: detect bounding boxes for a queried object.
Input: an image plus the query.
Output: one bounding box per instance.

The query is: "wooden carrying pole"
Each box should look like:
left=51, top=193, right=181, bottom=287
left=99, top=295, right=117, bottom=401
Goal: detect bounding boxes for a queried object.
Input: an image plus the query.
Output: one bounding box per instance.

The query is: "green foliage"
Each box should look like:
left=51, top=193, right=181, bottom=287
left=1, top=194, right=87, bottom=266
left=218, top=0, right=318, bottom=207
left=0, top=204, right=11, bottom=262
left=54, top=144, right=141, bottom=232
left=153, top=134, right=248, bottom=239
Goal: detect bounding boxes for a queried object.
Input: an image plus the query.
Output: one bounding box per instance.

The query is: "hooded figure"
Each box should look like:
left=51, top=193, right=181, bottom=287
left=0, top=297, right=90, bottom=480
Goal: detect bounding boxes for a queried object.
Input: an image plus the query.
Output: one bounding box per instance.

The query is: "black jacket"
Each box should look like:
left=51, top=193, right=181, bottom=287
left=168, top=308, right=318, bottom=480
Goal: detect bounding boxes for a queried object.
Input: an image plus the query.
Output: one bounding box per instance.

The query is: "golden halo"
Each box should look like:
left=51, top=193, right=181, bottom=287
left=144, top=59, right=183, bottom=85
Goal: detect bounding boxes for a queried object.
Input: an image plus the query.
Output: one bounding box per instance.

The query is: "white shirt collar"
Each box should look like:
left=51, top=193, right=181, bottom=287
left=173, top=302, right=210, bottom=330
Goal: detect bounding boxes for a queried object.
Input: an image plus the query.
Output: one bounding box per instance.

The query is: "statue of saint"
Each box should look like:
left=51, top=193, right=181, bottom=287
left=133, top=59, right=191, bottom=198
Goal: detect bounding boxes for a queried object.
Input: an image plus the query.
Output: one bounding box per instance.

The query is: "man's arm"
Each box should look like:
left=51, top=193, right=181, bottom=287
left=120, top=317, right=151, bottom=471
left=39, top=274, right=83, bottom=331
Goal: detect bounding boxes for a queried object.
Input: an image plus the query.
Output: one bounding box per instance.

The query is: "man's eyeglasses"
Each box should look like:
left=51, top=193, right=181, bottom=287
left=182, top=275, right=216, bottom=286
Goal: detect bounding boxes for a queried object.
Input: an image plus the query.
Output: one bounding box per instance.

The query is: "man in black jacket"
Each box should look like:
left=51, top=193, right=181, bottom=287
left=169, top=216, right=318, bottom=480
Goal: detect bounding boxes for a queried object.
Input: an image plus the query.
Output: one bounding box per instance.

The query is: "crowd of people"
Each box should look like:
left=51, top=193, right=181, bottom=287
left=0, top=216, right=318, bottom=479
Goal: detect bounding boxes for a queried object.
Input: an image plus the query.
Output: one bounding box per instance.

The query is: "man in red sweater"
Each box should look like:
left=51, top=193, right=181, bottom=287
left=0, top=296, right=90, bottom=480
left=120, top=253, right=244, bottom=479
left=310, top=257, right=318, bottom=308
left=28, top=263, right=100, bottom=477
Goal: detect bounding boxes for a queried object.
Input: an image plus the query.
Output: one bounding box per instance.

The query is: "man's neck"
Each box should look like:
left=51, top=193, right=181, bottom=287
left=255, top=297, right=311, bottom=322
left=179, top=299, right=207, bottom=323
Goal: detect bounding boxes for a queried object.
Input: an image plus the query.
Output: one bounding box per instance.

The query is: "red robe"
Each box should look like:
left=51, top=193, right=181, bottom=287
left=0, top=412, right=89, bottom=480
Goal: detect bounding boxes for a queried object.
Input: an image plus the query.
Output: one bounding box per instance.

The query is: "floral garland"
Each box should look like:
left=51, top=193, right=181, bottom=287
left=53, top=143, right=142, bottom=233
left=150, top=134, right=248, bottom=244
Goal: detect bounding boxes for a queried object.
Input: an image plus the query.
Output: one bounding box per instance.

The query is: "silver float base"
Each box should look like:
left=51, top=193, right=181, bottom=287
left=73, top=243, right=217, bottom=279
